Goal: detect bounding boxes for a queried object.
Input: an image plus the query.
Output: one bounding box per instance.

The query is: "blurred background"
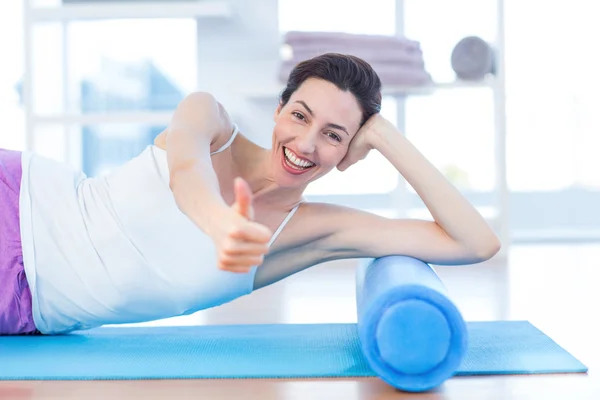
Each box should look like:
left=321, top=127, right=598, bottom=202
left=1, top=0, right=599, bottom=251
left=2, top=2, right=600, bottom=392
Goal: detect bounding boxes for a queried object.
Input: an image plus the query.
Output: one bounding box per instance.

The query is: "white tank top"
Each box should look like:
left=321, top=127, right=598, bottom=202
left=19, top=125, right=299, bottom=334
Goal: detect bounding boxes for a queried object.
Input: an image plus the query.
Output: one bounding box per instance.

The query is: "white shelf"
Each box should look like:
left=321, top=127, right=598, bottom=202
left=32, top=111, right=173, bottom=126
left=244, top=76, right=495, bottom=100
left=29, top=1, right=232, bottom=22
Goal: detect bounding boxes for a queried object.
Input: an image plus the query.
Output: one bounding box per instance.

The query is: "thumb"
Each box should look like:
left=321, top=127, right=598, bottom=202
left=233, top=177, right=254, bottom=220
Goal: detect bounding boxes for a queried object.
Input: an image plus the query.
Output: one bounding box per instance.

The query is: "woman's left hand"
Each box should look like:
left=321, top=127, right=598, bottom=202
left=337, top=114, right=399, bottom=172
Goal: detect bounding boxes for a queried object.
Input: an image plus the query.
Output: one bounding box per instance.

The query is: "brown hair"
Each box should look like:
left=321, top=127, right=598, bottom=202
left=280, top=53, right=382, bottom=125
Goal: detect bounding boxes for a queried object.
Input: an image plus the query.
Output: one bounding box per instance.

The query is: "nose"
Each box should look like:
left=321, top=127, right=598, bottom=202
left=295, top=130, right=317, bottom=155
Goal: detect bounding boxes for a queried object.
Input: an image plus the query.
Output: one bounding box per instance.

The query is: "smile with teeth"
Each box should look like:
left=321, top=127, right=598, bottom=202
left=283, top=147, right=315, bottom=170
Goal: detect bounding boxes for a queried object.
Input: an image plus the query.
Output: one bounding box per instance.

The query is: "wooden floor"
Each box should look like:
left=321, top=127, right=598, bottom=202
left=2, top=243, right=599, bottom=399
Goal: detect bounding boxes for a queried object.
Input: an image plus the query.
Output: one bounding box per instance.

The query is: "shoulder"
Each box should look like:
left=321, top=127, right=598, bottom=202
left=185, top=92, right=234, bottom=144
left=164, top=91, right=236, bottom=149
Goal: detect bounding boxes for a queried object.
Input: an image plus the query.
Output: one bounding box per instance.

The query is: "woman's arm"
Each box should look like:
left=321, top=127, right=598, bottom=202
left=166, top=91, right=233, bottom=233
left=165, top=92, right=272, bottom=272
left=324, top=114, right=501, bottom=265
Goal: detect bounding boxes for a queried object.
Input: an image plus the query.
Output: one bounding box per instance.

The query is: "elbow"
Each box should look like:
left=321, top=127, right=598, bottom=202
left=473, top=234, right=502, bottom=262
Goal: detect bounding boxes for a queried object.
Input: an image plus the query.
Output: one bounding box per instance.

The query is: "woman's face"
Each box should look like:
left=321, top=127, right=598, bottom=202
left=271, top=78, right=363, bottom=188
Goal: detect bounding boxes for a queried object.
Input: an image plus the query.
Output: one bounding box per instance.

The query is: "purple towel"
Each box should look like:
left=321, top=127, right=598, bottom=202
left=285, top=45, right=425, bottom=67
left=278, top=31, right=431, bottom=86
left=279, top=60, right=431, bottom=86
left=0, top=148, right=38, bottom=335
left=283, top=31, right=421, bottom=52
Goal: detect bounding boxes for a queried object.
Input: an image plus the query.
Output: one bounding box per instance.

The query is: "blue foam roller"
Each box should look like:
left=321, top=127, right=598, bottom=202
left=355, top=255, right=469, bottom=392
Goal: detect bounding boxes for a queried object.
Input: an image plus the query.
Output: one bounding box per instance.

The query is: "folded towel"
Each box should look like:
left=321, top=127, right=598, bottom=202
left=283, top=31, right=421, bottom=52
left=373, top=65, right=432, bottom=86
left=278, top=60, right=431, bottom=86
left=285, top=45, right=425, bottom=67
left=278, top=31, right=431, bottom=88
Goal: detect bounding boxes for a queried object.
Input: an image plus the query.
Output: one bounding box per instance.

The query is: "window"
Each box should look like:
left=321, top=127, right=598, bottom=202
left=31, top=19, right=196, bottom=117
left=503, top=0, right=600, bottom=191
left=26, top=16, right=197, bottom=175
left=403, top=0, right=498, bottom=193
left=403, top=0, right=600, bottom=237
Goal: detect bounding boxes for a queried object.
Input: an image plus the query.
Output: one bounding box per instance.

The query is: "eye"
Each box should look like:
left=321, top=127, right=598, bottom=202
left=292, top=111, right=306, bottom=121
left=327, top=132, right=342, bottom=142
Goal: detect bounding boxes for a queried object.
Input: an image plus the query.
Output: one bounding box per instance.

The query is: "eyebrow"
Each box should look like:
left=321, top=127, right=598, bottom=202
left=294, top=100, right=349, bottom=136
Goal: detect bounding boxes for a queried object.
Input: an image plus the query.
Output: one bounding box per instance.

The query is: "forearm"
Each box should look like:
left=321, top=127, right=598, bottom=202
left=371, top=131, right=500, bottom=256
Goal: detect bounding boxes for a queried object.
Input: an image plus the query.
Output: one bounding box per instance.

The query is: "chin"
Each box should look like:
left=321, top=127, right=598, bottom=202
left=274, top=171, right=311, bottom=189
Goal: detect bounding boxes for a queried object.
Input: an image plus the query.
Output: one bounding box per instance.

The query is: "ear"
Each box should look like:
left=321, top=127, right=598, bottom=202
left=273, top=103, right=283, bottom=122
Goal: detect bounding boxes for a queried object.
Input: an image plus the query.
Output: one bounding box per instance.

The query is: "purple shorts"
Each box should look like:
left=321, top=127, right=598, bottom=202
left=0, top=148, right=38, bottom=335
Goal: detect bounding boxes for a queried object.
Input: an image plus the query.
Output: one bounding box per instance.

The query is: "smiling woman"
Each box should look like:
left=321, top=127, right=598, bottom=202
left=0, top=52, right=499, bottom=336
left=268, top=55, right=380, bottom=188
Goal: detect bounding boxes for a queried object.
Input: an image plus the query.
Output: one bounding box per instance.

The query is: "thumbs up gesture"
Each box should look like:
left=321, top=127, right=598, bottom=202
left=213, top=178, right=273, bottom=273
left=232, top=177, right=255, bottom=221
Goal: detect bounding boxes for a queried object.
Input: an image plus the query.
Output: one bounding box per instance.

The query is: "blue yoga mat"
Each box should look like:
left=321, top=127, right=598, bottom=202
left=0, top=256, right=587, bottom=392
left=0, top=321, right=587, bottom=382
